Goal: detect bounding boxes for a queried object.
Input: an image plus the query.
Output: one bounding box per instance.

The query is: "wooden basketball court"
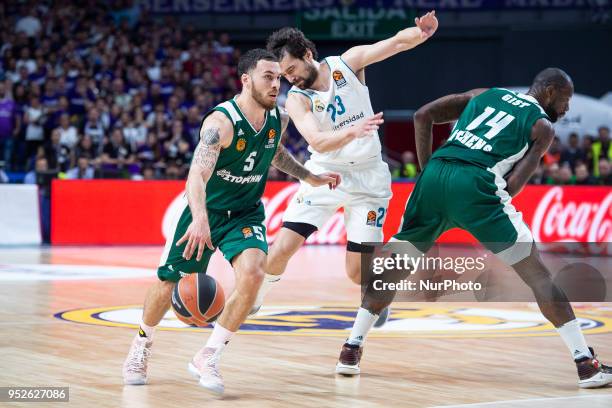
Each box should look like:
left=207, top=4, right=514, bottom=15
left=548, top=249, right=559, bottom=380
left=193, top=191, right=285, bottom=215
left=1, top=245, right=611, bottom=407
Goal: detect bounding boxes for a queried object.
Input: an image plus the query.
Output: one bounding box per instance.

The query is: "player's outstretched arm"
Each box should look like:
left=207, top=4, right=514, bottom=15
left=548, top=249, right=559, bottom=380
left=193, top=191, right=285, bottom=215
left=341, top=10, right=438, bottom=73
left=413, top=88, right=488, bottom=169
left=286, top=93, right=383, bottom=153
left=177, top=111, right=232, bottom=261
left=505, top=119, right=554, bottom=197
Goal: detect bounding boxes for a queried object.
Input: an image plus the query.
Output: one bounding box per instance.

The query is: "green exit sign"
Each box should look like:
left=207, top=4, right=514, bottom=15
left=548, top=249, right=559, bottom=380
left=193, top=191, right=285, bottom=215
left=297, top=7, right=416, bottom=40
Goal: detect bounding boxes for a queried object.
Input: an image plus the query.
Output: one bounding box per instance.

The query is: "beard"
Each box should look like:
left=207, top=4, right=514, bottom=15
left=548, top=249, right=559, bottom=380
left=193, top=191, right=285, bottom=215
left=251, top=81, right=276, bottom=110
left=544, top=105, right=559, bottom=123
left=298, top=63, right=318, bottom=90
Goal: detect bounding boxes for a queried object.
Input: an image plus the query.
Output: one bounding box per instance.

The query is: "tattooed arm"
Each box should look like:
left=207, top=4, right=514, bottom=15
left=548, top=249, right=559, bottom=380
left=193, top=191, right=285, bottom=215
left=413, top=88, right=488, bottom=169
left=273, top=109, right=340, bottom=189
left=177, top=111, right=233, bottom=261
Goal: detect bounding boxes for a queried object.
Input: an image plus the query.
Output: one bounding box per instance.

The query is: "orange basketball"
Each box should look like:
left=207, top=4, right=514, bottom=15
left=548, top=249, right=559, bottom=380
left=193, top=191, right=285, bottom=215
left=171, top=273, right=225, bottom=327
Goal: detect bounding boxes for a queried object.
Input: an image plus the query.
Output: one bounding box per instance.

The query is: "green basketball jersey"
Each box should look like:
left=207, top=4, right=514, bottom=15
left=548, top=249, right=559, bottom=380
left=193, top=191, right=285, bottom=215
left=431, top=88, right=549, bottom=177
left=203, top=98, right=281, bottom=212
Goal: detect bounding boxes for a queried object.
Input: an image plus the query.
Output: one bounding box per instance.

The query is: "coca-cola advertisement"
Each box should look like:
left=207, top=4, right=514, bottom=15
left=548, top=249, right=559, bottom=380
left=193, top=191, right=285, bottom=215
left=52, top=180, right=611, bottom=251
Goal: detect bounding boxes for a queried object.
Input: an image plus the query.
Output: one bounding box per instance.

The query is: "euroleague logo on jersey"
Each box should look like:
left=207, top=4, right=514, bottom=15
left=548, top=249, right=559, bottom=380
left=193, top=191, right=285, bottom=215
left=266, top=129, right=276, bottom=148
left=242, top=227, right=254, bottom=238
left=333, top=70, right=347, bottom=88
left=54, top=305, right=612, bottom=338
left=366, top=210, right=377, bottom=226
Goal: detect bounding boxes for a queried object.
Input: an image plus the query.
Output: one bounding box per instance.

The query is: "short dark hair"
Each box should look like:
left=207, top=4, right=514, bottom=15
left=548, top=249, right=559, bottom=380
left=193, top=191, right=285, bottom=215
left=237, top=48, right=277, bottom=76
left=531, top=67, right=573, bottom=92
left=266, top=27, right=318, bottom=61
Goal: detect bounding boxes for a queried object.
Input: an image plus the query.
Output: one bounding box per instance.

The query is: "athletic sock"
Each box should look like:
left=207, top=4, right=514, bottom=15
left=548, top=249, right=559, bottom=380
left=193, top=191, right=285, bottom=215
left=556, top=319, right=592, bottom=360
left=347, top=307, right=379, bottom=346
left=254, top=273, right=281, bottom=306
left=138, top=321, right=156, bottom=340
left=205, top=323, right=235, bottom=349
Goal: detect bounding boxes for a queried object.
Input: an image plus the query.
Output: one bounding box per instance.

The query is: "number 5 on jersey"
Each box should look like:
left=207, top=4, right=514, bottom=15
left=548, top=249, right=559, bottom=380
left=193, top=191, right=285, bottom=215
left=243, top=152, right=257, bottom=171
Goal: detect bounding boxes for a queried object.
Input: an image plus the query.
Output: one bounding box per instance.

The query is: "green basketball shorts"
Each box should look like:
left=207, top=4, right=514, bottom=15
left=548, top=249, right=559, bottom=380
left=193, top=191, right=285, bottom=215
left=393, top=158, right=533, bottom=265
left=157, top=199, right=268, bottom=282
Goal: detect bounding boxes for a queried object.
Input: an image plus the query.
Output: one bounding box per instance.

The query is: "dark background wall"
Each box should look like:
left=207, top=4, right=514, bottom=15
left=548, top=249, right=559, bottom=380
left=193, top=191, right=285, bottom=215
left=239, top=26, right=612, bottom=110
left=287, top=26, right=612, bottom=111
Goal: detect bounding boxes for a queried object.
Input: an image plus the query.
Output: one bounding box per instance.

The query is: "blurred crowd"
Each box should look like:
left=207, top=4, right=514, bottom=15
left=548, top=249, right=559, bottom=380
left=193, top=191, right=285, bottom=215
left=392, top=127, right=611, bottom=186
left=0, top=1, right=260, bottom=183
left=0, top=2, right=609, bottom=188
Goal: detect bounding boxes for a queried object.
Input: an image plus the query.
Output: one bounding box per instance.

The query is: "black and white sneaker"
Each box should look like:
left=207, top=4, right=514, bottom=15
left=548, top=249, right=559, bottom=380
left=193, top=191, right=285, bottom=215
left=335, top=342, right=363, bottom=375
left=576, top=347, right=612, bottom=389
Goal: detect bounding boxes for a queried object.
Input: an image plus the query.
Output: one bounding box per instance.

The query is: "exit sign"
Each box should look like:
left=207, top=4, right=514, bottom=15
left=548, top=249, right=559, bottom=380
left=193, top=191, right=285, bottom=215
left=297, top=7, right=417, bottom=40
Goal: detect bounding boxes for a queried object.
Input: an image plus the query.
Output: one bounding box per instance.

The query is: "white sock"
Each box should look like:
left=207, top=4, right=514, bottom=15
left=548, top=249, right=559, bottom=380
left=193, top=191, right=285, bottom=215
left=556, top=319, right=592, bottom=360
left=139, top=321, right=156, bottom=340
left=205, top=323, right=235, bottom=349
left=347, top=307, right=379, bottom=346
left=254, top=274, right=281, bottom=306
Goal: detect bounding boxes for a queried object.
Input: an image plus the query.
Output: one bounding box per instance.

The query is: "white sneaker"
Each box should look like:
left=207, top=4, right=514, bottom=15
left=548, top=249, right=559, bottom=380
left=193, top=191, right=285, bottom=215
left=188, top=346, right=225, bottom=394
left=123, top=335, right=153, bottom=385
left=576, top=347, right=612, bottom=389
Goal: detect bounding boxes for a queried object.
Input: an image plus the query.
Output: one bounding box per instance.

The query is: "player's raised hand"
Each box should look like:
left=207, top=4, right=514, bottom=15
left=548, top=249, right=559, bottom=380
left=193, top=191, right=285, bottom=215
left=352, top=112, right=384, bottom=139
left=415, top=10, right=438, bottom=40
left=176, top=216, right=215, bottom=261
left=306, top=172, right=341, bottom=190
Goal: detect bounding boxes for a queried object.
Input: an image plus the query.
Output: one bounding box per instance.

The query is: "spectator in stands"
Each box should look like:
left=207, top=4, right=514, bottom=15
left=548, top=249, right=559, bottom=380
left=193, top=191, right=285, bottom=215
left=24, top=157, right=47, bottom=185
left=164, top=161, right=182, bottom=180
left=0, top=81, right=19, bottom=169
left=135, top=132, right=163, bottom=165
left=122, top=110, right=147, bottom=151
left=558, top=164, right=574, bottom=185
left=15, top=6, right=42, bottom=38
left=141, top=164, right=156, bottom=180
left=559, top=132, right=585, bottom=171
left=56, top=113, right=78, bottom=149
left=65, top=154, right=95, bottom=179
left=592, top=126, right=611, bottom=177
left=582, top=135, right=595, bottom=172
left=83, top=108, right=107, bottom=151
left=73, top=135, right=97, bottom=167
left=47, top=95, right=70, bottom=131
left=16, top=47, right=37, bottom=74
left=392, top=150, right=418, bottom=179
left=100, top=128, right=136, bottom=174
left=215, top=33, right=235, bottom=56
left=43, top=128, right=71, bottom=172
left=543, top=136, right=562, bottom=166
left=24, top=95, right=45, bottom=162
left=575, top=163, right=596, bottom=185
left=598, top=158, right=612, bottom=185
left=184, top=106, right=202, bottom=147
left=545, top=162, right=561, bottom=184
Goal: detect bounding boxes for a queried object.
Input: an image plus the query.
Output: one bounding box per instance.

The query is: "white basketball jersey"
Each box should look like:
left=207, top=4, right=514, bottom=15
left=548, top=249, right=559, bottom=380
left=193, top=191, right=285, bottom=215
left=289, top=56, right=382, bottom=166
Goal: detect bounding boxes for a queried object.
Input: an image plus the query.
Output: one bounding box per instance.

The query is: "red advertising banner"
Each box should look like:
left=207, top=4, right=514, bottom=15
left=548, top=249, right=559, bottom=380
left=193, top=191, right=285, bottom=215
left=52, top=180, right=611, bottom=246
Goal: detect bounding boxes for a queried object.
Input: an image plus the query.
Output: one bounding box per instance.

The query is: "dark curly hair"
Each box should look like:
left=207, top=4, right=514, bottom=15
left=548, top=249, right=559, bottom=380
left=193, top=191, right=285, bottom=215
left=237, top=48, right=278, bottom=76
left=266, top=27, right=318, bottom=61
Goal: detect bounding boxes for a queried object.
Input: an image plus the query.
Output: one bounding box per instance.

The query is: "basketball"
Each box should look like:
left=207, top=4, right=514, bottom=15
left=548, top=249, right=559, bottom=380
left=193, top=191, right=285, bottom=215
left=171, top=273, right=225, bottom=327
